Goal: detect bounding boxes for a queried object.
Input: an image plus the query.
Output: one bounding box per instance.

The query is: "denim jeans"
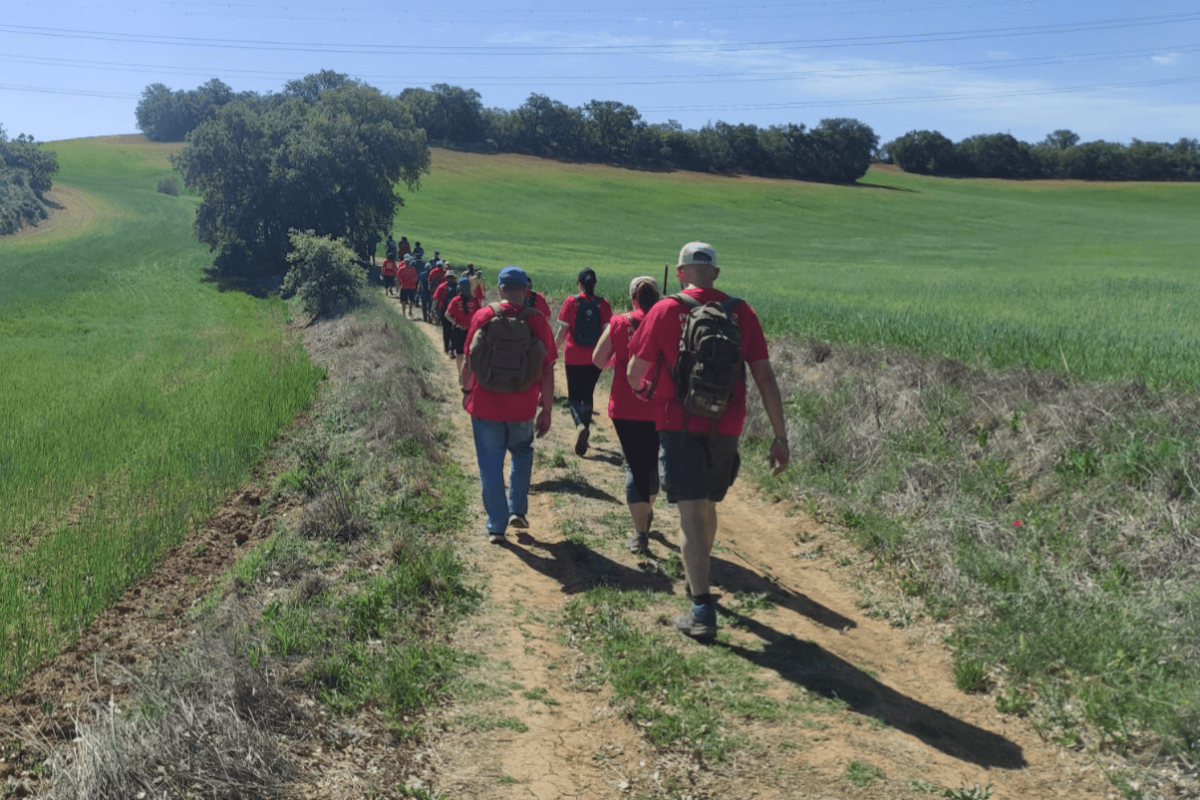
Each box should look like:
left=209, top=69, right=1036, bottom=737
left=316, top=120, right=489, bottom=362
left=471, top=417, right=535, bottom=534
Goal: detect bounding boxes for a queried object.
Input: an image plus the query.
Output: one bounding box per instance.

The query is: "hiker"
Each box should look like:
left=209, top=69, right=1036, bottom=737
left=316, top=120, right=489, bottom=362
left=555, top=268, right=612, bottom=456
left=461, top=266, right=557, bottom=544
left=367, top=231, right=380, bottom=266
left=428, top=260, right=446, bottom=299
left=385, top=233, right=397, bottom=262
left=524, top=276, right=551, bottom=318
left=398, top=255, right=419, bottom=317
left=447, top=275, right=483, bottom=383
left=434, top=271, right=457, bottom=356
left=412, top=241, right=425, bottom=262
left=626, top=242, right=790, bottom=641
left=380, top=256, right=398, bottom=297
left=417, top=258, right=434, bottom=322
left=466, top=263, right=487, bottom=303
left=397, top=235, right=411, bottom=260
left=591, top=275, right=663, bottom=555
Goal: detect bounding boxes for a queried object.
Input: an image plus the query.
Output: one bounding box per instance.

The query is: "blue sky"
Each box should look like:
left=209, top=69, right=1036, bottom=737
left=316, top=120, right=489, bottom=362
left=2, top=0, right=1197, bottom=146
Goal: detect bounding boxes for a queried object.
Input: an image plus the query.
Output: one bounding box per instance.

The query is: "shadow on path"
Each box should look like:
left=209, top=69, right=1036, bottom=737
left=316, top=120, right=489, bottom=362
left=721, top=609, right=1027, bottom=770
left=530, top=477, right=621, bottom=505
left=503, top=536, right=673, bottom=595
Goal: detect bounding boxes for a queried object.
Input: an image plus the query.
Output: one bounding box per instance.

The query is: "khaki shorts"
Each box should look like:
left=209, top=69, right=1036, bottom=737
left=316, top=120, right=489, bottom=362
left=659, top=430, right=740, bottom=503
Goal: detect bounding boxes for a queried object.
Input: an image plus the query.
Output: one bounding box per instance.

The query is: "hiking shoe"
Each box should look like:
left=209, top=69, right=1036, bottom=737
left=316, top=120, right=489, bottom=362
left=673, top=603, right=717, bottom=640
left=487, top=531, right=506, bottom=545
left=574, top=425, right=590, bottom=456
left=508, top=514, right=529, bottom=529
left=626, top=531, right=649, bottom=555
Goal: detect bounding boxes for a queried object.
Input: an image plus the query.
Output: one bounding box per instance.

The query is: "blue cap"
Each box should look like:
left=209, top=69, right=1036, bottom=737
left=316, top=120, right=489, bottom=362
left=498, top=266, right=530, bottom=288
left=457, top=276, right=471, bottom=292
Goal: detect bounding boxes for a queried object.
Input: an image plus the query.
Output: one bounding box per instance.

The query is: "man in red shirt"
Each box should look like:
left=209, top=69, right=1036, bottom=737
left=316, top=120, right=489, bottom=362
left=627, top=241, right=790, bottom=640
left=380, top=257, right=398, bottom=297
left=397, top=255, right=419, bottom=318
left=462, top=266, right=557, bottom=544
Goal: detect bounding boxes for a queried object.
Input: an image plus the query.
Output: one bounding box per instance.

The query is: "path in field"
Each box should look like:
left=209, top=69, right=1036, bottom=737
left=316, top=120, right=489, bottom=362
left=409, top=307, right=1114, bottom=800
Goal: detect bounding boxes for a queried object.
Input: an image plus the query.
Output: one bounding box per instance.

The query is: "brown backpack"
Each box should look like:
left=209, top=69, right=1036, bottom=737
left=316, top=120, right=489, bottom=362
left=468, top=304, right=547, bottom=393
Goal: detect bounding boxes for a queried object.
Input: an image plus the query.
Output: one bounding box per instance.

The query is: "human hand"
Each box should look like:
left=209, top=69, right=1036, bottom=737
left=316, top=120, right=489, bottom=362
left=461, top=390, right=471, bottom=412
left=769, top=437, right=790, bottom=476
left=536, top=407, right=552, bottom=438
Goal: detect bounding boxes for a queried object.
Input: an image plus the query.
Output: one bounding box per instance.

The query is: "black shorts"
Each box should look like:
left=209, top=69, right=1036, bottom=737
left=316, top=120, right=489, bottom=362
left=383, top=275, right=396, bottom=288
left=659, top=430, right=740, bottom=503
left=400, top=288, right=417, bottom=302
left=449, top=327, right=468, bottom=355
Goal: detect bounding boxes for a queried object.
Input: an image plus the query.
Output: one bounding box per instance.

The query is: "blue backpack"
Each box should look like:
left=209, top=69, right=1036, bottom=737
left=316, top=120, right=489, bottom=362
left=572, top=295, right=603, bottom=347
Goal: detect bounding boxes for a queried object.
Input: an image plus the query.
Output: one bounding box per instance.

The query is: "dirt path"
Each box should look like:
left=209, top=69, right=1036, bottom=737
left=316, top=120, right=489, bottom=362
left=407, top=310, right=1114, bottom=800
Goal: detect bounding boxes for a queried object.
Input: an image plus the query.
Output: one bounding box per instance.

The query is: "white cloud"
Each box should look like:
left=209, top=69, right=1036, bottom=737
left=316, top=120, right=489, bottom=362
left=1152, top=53, right=1180, bottom=66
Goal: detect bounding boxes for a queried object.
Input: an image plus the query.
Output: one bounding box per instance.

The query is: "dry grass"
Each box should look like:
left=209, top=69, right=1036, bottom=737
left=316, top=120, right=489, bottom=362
left=46, top=637, right=298, bottom=800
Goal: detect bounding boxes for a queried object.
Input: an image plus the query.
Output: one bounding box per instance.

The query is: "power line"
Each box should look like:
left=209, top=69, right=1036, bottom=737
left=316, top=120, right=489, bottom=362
left=1, top=11, right=1198, bottom=55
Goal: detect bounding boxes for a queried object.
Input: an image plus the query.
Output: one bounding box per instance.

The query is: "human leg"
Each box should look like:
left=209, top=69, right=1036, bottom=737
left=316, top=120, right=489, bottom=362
left=614, top=418, right=661, bottom=551
left=505, top=419, right=535, bottom=518
left=471, top=417, right=511, bottom=536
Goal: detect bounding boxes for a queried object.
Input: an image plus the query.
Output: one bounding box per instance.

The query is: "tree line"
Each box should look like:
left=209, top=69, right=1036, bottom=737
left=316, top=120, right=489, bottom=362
left=0, top=124, right=59, bottom=236
left=138, top=76, right=878, bottom=185
left=884, top=129, right=1200, bottom=181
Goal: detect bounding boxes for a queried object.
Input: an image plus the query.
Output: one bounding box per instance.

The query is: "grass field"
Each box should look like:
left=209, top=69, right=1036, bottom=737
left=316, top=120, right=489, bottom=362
left=404, top=150, right=1200, bottom=388
left=0, top=136, right=322, bottom=691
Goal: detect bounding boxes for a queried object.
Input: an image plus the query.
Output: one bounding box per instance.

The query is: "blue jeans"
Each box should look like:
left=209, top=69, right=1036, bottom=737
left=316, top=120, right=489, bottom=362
left=471, top=417, right=535, bottom=534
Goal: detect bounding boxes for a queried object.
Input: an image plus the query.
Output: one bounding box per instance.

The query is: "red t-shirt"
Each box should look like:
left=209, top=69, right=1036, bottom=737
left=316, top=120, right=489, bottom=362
left=397, top=263, right=418, bottom=290
left=428, top=267, right=445, bottom=288
left=557, top=293, right=613, bottom=366
left=433, top=282, right=453, bottom=312
left=628, top=287, right=769, bottom=436
left=605, top=310, right=655, bottom=422
left=446, top=295, right=481, bottom=329
left=397, top=240, right=411, bottom=258
left=381, top=259, right=398, bottom=277
left=465, top=302, right=558, bottom=422
left=529, top=292, right=551, bottom=319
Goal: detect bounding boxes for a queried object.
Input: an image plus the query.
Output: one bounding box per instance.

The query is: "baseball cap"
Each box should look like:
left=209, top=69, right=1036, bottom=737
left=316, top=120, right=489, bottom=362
left=629, top=275, right=658, bottom=297
left=498, top=266, right=530, bottom=288
left=677, top=241, right=717, bottom=269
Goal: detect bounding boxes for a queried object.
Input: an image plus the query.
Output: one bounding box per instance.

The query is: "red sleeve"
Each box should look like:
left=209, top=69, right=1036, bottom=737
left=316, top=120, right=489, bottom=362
left=600, top=298, right=613, bottom=325
left=558, top=295, right=576, bottom=325
left=464, top=305, right=496, bottom=360
left=735, top=301, right=769, bottom=363
left=535, top=293, right=551, bottom=319
left=629, top=299, right=673, bottom=364
left=529, top=311, right=558, bottom=365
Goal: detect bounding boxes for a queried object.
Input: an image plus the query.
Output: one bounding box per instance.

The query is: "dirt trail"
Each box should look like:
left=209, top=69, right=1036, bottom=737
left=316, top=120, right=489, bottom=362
left=408, top=310, right=1114, bottom=800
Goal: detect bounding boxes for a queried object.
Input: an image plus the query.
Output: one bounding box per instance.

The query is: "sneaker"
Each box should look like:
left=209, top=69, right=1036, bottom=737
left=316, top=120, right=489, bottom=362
left=673, top=603, right=717, bottom=640
left=626, top=531, right=649, bottom=555
left=487, top=531, right=506, bottom=545
left=574, top=425, right=590, bottom=456
left=508, top=514, right=529, bottom=529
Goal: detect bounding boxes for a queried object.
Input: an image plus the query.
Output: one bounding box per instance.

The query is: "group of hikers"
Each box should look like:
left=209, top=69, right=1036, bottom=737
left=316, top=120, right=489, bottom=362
left=382, top=237, right=791, bottom=642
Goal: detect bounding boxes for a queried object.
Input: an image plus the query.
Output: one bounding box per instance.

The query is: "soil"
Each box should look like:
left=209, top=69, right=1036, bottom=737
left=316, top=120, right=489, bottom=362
left=0, top=300, right=1122, bottom=800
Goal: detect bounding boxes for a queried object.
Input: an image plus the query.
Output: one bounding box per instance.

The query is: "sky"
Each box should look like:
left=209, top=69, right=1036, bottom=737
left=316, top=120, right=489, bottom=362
left=2, top=0, right=1197, bottom=147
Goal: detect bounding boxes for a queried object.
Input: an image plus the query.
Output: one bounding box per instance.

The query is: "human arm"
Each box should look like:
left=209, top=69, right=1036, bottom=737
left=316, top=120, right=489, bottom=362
left=536, top=359, right=554, bottom=437
left=749, top=359, right=790, bottom=476
left=591, top=324, right=614, bottom=370
left=626, top=355, right=653, bottom=398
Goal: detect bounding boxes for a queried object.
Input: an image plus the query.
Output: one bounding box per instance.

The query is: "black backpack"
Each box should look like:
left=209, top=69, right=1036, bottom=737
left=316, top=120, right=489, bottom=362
left=671, top=294, right=744, bottom=420
left=572, top=295, right=604, bottom=347
left=385, top=239, right=397, bottom=260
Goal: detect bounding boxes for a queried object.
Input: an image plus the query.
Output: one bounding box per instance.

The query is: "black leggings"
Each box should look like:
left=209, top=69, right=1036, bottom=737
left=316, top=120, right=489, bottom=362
left=441, top=316, right=453, bottom=353
left=612, top=418, right=661, bottom=504
left=565, top=363, right=602, bottom=427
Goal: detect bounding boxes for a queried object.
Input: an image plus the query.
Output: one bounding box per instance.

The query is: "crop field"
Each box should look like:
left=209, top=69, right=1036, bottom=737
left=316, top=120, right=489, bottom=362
left=405, top=150, right=1200, bottom=389
left=0, top=136, right=322, bottom=691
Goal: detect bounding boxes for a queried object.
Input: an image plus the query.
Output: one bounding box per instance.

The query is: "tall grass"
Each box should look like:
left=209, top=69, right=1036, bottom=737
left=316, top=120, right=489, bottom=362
left=402, top=150, right=1200, bottom=389
left=0, top=136, right=321, bottom=691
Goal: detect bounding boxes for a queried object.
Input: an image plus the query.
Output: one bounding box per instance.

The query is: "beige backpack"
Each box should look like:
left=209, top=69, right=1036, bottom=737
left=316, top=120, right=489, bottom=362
left=468, top=304, right=547, bottom=393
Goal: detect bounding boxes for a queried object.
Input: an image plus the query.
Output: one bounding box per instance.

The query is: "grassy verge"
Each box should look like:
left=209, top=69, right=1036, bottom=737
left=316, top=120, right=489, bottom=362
left=46, top=297, right=482, bottom=797
left=742, top=337, right=1200, bottom=795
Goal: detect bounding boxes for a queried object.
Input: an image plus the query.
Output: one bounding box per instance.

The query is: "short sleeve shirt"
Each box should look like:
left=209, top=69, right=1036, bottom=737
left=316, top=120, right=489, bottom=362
left=465, top=303, right=558, bottom=422
left=605, top=310, right=655, bottom=422
left=381, top=259, right=398, bottom=277
left=628, top=287, right=769, bottom=436
left=398, top=263, right=418, bottom=290
left=557, top=293, right=614, bottom=366
left=447, top=295, right=481, bottom=328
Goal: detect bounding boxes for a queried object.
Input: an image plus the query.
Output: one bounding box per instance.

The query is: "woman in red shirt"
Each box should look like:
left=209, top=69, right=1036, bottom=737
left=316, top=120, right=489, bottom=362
left=555, top=268, right=612, bottom=456
left=446, top=276, right=483, bottom=385
left=591, top=276, right=661, bottom=554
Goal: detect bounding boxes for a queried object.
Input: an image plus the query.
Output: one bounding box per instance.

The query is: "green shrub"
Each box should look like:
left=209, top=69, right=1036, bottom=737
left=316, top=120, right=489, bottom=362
left=281, top=230, right=365, bottom=320
left=156, top=175, right=179, bottom=195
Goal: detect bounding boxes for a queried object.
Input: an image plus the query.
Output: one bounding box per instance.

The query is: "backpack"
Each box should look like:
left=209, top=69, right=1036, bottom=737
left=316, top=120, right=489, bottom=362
left=385, top=239, right=397, bottom=260
left=469, top=304, right=547, bottom=393
left=670, top=294, right=744, bottom=420
left=572, top=295, right=604, bottom=347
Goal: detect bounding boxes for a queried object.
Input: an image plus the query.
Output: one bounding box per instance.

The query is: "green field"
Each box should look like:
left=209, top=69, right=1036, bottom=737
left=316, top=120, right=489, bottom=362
left=0, top=136, right=322, bottom=691
left=404, top=150, right=1200, bottom=388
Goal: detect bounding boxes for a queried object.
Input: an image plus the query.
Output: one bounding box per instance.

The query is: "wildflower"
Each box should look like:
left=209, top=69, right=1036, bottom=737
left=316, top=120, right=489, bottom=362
left=1013, top=520, right=1023, bottom=527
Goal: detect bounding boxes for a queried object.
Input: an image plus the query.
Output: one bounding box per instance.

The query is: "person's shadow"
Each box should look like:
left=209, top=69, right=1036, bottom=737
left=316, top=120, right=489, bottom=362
left=529, top=476, right=621, bottom=505
left=719, top=608, right=1027, bottom=769
left=503, top=534, right=673, bottom=595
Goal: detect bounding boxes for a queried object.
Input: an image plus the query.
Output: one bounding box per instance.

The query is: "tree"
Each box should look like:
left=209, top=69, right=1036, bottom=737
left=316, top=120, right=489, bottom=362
left=173, top=82, right=429, bottom=277
left=0, top=127, right=59, bottom=235
left=809, top=118, right=879, bottom=183
left=281, top=230, right=365, bottom=320
left=954, top=133, right=1036, bottom=178
left=135, top=79, right=240, bottom=142
left=886, top=130, right=957, bottom=175
left=582, top=100, right=645, bottom=163
left=1040, top=129, right=1080, bottom=151
left=283, top=70, right=353, bottom=103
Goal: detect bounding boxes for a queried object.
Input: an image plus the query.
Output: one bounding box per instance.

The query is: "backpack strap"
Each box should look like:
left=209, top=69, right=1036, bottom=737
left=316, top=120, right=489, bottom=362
left=671, top=292, right=700, bottom=310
